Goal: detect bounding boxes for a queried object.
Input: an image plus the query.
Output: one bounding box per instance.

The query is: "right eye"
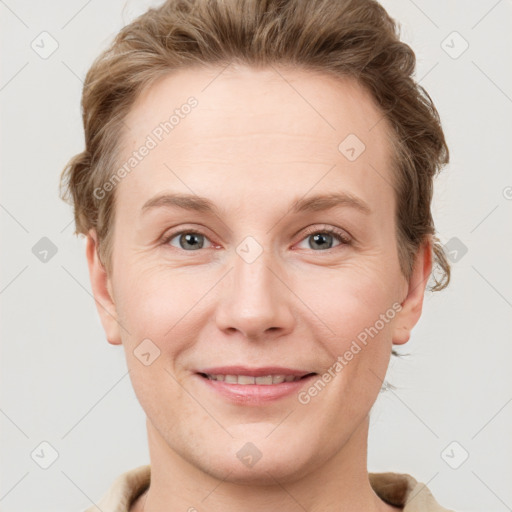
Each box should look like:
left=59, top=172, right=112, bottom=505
left=162, top=229, right=214, bottom=251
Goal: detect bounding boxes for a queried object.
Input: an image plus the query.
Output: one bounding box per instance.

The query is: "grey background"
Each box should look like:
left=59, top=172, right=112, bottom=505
left=1, top=0, right=511, bottom=511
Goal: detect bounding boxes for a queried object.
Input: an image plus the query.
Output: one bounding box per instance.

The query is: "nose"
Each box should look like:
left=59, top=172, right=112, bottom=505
left=214, top=244, right=295, bottom=341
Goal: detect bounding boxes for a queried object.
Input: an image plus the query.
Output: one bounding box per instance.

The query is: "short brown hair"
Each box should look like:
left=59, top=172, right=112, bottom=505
left=60, top=0, right=450, bottom=290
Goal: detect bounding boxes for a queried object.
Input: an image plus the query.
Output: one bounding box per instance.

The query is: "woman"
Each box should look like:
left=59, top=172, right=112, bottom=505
left=60, top=0, right=453, bottom=510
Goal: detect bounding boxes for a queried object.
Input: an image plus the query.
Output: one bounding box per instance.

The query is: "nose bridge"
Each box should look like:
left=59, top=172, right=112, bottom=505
left=235, top=237, right=274, bottom=302
left=214, top=235, right=294, bottom=339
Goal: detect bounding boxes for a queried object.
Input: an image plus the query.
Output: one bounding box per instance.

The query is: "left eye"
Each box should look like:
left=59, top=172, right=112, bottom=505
left=296, top=227, right=350, bottom=251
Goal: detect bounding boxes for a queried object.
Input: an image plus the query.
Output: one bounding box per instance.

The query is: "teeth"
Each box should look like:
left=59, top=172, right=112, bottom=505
left=255, top=375, right=273, bottom=385
left=206, top=374, right=303, bottom=385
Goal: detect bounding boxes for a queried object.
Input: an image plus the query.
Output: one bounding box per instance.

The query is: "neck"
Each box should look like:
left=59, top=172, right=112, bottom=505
left=133, top=416, right=397, bottom=512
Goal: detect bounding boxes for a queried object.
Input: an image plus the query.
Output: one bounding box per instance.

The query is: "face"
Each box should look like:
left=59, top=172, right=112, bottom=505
left=87, top=64, right=430, bottom=484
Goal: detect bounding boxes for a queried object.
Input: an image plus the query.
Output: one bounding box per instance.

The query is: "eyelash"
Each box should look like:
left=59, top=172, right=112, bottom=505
left=161, top=225, right=352, bottom=252
left=300, top=225, right=352, bottom=247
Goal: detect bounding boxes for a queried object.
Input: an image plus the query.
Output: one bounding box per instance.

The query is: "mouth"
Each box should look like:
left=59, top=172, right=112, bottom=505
left=195, top=366, right=318, bottom=404
left=197, top=372, right=316, bottom=385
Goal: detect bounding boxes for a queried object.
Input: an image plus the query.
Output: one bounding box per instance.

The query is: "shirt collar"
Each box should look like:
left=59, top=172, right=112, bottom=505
left=87, top=465, right=452, bottom=512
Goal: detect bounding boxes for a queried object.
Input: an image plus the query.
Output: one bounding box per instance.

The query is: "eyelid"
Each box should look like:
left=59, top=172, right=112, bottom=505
left=299, top=224, right=352, bottom=245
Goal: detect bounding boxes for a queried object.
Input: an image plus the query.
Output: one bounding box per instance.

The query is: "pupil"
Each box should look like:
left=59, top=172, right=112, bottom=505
left=182, top=233, right=203, bottom=250
left=312, top=233, right=331, bottom=249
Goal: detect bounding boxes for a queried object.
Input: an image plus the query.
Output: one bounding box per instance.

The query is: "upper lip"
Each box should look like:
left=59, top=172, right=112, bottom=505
left=197, top=366, right=315, bottom=378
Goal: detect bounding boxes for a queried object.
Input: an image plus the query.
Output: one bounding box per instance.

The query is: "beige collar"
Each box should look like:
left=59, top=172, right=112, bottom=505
left=85, top=465, right=453, bottom=512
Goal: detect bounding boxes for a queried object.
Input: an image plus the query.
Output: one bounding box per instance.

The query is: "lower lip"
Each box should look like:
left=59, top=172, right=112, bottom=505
left=197, top=374, right=317, bottom=405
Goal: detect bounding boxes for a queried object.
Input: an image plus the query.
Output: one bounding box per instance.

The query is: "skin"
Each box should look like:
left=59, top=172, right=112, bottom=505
left=86, top=64, right=431, bottom=512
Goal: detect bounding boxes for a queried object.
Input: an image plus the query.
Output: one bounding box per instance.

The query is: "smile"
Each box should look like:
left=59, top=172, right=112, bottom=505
left=195, top=367, right=318, bottom=404
left=200, top=373, right=311, bottom=384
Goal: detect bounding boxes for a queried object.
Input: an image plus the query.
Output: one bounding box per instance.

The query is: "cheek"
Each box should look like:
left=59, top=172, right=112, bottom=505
left=113, top=263, right=219, bottom=384
left=114, top=262, right=198, bottom=336
left=293, top=265, right=398, bottom=401
left=114, top=265, right=202, bottom=419
left=297, top=263, right=396, bottom=336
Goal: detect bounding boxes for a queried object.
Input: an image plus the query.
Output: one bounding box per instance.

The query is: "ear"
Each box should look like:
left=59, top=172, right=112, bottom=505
left=85, top=229, right=122, bottom=345
left=392, top=237, right=433, bottom=345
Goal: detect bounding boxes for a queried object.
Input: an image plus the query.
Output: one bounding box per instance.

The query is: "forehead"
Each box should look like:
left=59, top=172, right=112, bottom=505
left=117, top=64, right=395, bottom=215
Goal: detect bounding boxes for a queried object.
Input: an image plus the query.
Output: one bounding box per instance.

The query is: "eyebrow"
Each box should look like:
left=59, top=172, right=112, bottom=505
left=141, top=191, right=371, bottom=216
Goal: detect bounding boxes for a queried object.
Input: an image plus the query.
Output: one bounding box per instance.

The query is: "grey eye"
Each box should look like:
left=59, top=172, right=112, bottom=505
left=167, top=231, right=211, bottom=251
left=307, top=232, right=337, bottom=250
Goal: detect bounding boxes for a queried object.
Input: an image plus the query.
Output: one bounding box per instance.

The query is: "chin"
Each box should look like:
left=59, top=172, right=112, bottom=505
left=204, top=453, right=311, bottom=486
left=194, top=434, right=321, bottom=485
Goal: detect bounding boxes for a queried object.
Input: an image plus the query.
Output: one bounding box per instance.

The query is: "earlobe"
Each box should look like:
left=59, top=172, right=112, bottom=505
left=392, top=238, right=433, bottom=346
left=85, top=229, right=122, bottom=345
